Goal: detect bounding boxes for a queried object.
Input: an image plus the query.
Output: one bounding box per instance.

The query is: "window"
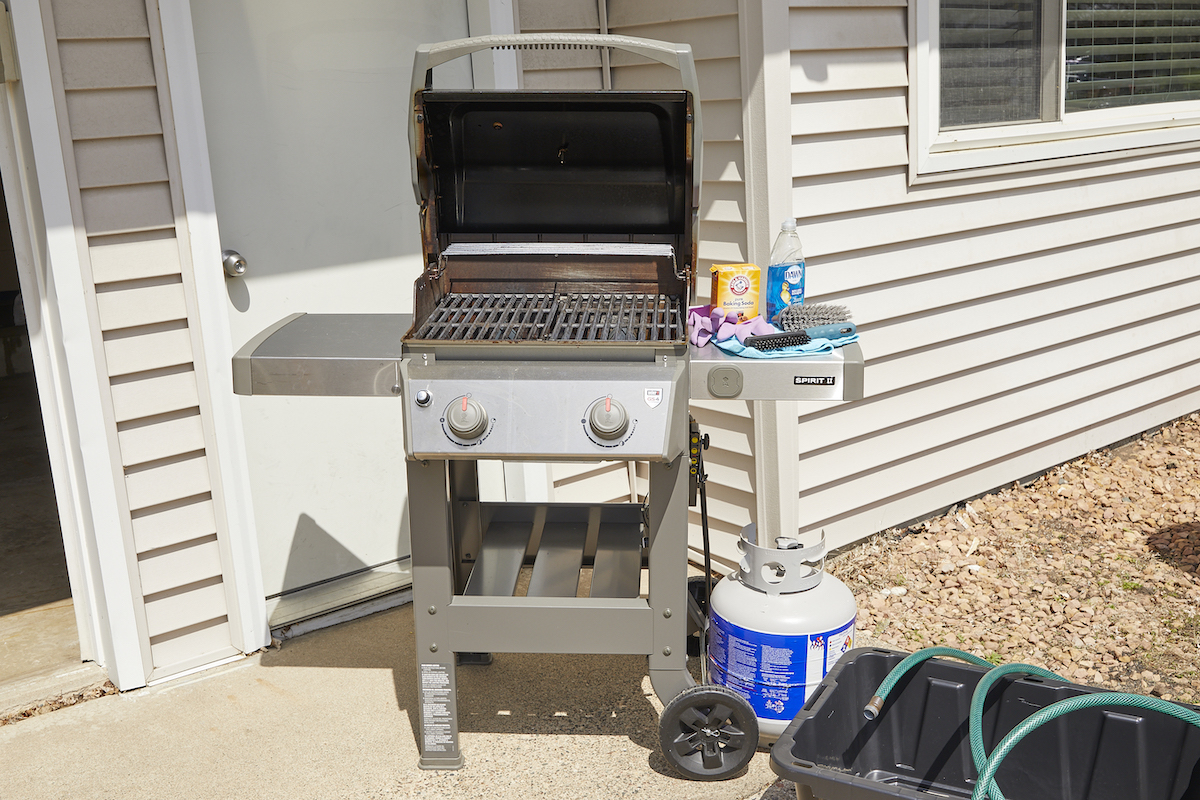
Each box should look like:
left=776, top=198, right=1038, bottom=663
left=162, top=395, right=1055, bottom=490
left=913, top=0, right=1200, bottom=177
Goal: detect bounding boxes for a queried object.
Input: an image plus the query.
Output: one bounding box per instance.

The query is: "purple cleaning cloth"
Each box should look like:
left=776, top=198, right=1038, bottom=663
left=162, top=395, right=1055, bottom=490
left=689, top=305, right=776, bottom=346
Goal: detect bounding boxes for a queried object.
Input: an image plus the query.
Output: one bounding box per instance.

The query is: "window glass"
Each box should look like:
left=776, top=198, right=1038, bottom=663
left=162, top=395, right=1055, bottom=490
left=940, top=0, right=1046, bottom=126
left=1065, top=0, right=1200, bottom=111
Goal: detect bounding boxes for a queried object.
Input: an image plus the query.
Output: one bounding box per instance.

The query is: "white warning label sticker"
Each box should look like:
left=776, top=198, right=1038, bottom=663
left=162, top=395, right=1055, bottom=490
left=420, top=663, right=454, bottom=752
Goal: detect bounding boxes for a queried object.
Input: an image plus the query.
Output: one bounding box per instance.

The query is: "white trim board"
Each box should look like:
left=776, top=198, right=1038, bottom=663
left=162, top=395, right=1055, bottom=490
left=156, top=0, right=269, bottom=655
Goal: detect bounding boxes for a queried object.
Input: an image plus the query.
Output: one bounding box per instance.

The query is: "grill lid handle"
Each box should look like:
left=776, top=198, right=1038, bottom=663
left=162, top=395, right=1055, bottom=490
left=409, top=33, right=702, bottom=207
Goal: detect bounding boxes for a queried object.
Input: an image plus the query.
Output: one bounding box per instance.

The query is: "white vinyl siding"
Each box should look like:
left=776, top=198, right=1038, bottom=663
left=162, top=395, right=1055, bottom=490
left=513, top=0, right=756, bottom=561
left=45, top=0, right=241, bottom=681
left=609, top=0, right=755, bottom=565
left=788, top=0, right=1200, bottom=549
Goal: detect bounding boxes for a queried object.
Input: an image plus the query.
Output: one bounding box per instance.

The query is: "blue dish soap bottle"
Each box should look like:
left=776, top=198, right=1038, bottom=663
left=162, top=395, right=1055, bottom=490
left=765, top=219, right=805, bottom=325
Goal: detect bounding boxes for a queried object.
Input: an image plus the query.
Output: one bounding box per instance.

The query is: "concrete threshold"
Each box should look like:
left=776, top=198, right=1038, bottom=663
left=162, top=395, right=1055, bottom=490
left=0, top=660, right=110, bottom=720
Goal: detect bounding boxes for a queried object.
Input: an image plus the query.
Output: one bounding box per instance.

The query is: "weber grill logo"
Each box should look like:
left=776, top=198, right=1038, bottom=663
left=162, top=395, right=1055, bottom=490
left=795, top=376, right=836, bottom=386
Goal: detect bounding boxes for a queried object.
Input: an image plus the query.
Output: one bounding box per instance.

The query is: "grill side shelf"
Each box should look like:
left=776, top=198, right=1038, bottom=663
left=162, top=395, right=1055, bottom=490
left=688, top=341, right=865, bottom=402
left=232, top=313, right=412, bottom=397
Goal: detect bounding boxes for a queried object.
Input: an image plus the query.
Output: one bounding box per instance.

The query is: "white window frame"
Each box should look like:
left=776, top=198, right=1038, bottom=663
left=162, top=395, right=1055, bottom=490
left=911, top=0, right=1200, bottom=181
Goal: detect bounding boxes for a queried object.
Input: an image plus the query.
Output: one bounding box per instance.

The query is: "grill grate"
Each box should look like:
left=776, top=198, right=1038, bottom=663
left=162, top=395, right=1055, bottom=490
left=414, top=292, right=684, bottom=342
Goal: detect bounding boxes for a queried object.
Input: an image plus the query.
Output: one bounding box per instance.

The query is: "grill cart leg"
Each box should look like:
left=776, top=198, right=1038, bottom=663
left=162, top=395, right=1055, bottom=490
left=656, top=426, right=758, bottom=781
left=647, top=456, right=695, bottom=704
left=408, top=459, right=466, bottom=770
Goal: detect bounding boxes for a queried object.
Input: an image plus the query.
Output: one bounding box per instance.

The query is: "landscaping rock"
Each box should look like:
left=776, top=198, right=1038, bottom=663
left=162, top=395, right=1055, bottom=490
left=829, top=414, right=1200, bottom=704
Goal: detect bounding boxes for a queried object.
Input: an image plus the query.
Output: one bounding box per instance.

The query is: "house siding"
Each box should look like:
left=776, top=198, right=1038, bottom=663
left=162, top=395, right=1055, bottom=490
left=44, top=0, right=241, bottom=680
left=788, top=0, right=1200, bottom=548
left=512, top=0, right=757, bottom=566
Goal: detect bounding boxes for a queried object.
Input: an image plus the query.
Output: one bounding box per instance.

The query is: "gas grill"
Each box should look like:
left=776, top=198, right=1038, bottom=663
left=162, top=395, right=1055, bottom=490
left=232, top=32, right=864, bottom=779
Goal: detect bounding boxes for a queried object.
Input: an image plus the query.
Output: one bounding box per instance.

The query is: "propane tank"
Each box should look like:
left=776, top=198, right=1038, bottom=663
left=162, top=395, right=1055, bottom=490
left=707, top=525, right=858, bottom=742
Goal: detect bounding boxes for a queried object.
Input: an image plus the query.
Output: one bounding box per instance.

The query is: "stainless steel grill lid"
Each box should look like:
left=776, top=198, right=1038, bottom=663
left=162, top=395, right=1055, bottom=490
left=416, top=91, right=692, bottom=237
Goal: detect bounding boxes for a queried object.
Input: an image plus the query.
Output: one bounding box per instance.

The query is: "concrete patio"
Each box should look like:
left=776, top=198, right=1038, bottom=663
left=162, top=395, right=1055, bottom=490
left=0, top=599, right=793, bottom=800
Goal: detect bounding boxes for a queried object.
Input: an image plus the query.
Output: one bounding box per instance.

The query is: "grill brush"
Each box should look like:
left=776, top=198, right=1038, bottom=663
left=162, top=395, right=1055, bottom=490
left=744, top=303, right=856, bottom=351
left=777, top=302, right=854, bottom=334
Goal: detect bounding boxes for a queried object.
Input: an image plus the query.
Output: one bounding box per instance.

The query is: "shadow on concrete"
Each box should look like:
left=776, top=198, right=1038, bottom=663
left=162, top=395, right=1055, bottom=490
left=257, top=601, right=696, bottom=765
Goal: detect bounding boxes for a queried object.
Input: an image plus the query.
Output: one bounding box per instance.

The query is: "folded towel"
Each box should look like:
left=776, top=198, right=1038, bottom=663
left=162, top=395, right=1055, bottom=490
left=688, top=305, right=775, bottom=347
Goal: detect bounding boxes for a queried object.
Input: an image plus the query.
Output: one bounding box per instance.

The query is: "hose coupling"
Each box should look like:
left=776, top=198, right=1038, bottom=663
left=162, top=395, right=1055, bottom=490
left=863, top=695, right=884, bottom=720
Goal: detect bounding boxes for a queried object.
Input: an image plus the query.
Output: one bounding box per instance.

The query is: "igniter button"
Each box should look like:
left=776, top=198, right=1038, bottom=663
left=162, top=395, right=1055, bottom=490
left=415, top=390, right=433, bottom=407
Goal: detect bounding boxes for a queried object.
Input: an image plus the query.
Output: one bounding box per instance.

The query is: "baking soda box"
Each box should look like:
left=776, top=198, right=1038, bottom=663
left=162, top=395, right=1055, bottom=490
left=710, top=263, right=761, bottom=321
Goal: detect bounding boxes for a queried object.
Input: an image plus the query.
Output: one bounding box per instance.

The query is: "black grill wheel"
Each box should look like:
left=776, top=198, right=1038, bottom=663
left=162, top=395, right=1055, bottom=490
left=659, top=684, right=758, bottom=781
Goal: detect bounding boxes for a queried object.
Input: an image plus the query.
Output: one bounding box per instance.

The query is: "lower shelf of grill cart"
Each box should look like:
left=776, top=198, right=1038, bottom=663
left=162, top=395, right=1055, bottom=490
left=463, top=503, right=645, bottom=600
left=451, top=503, right=655, bottom=653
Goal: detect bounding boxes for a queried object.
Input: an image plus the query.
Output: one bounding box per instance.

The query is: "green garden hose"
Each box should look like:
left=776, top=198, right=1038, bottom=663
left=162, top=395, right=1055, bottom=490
left=967, top=663, right=1064, bottom=800
left=862, top=646, right=995, bottom=720
left=863, top=647, right=1200, bottom=800
left=970, top=691, right=1200, bottom=800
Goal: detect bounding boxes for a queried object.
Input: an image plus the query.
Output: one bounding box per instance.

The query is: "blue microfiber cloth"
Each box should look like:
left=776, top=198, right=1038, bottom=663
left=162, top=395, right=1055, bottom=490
left=713, top=333, right=859, bottom=359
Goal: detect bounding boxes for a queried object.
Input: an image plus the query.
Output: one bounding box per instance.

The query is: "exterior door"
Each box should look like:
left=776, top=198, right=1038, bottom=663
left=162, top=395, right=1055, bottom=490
left=188, top=1, right=474, bottom=624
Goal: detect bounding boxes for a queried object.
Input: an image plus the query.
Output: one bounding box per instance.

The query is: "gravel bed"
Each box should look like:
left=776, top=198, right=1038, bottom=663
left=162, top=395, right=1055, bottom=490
left=827, top=413, right=1200, bottom=704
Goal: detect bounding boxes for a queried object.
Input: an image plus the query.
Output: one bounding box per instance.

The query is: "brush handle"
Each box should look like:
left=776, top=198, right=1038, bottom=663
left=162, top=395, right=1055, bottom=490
left=804, top=322, right=856, bottom=339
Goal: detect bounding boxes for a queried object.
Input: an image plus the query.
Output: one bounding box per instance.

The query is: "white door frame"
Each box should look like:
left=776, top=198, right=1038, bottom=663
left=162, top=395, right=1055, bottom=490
left=156, top=0, right=269, bottom=655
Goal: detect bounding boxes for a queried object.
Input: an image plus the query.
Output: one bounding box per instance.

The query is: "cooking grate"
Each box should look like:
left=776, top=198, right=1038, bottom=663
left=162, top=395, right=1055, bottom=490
left=413, top=292, right=684, bottom=342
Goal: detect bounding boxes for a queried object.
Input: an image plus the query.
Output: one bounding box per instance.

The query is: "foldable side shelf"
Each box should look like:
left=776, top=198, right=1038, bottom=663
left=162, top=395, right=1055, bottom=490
left=232, top=313, right=412, bottom=397
left=590, top=506, right=644, bottom=598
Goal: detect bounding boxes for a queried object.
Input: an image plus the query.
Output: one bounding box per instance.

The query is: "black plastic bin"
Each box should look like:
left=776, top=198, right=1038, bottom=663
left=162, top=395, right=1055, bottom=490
left=770, top=647, right=1200, bottom=800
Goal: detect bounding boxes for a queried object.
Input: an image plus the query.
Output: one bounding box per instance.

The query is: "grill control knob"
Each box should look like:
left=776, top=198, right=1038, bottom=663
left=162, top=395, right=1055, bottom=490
left=446, top=396, right=488, bottom=439
left=588, top=397, right=629, bottom=441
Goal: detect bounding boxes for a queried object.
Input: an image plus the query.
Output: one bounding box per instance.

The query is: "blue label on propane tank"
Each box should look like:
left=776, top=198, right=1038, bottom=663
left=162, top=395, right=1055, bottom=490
left=708, top=612, right=854, bottom=721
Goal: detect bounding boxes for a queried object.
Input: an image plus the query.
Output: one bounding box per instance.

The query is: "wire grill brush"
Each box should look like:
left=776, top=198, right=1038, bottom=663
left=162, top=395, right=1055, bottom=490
left=744, top=303, right=856, bottom=351
left=776, top=303, right=853, bottom=334
left=742, top=330, right=812, bottom=351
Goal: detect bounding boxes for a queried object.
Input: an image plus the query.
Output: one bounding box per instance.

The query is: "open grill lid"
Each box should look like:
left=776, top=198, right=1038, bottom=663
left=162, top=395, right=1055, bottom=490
left=406, top=35, right=700, bottom=348
left=416, top=91, right=693, bottom=239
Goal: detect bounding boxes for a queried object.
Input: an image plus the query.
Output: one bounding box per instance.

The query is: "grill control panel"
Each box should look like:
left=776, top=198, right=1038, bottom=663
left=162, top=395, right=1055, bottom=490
left=400, top=357, right=687, bottom=461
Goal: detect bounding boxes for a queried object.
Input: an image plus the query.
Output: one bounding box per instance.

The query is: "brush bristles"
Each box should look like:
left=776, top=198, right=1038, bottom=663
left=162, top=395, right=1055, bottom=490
left=744, top=331, right=812, bottom=351
left=777, top=303, right=851, bottom=331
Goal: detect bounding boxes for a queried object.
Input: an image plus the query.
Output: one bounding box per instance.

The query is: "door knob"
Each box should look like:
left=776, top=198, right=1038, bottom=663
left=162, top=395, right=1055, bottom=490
left=222, top=249, right=247, bottom=277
